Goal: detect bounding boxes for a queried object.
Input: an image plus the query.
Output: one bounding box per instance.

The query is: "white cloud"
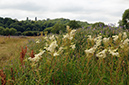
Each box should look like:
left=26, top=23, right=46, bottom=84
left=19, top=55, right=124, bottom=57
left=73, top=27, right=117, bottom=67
left=0, top=0, right=128, bottom=24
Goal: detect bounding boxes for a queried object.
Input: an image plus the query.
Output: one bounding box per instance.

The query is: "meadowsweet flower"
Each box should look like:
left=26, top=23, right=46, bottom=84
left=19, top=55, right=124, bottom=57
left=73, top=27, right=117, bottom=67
left=108, top=48, right=120, bottom=57
left=112, top=35, right=119, bottom=41
left=63, top=34, right=69, bottom=39
left=46, top=40, right=58, bottom=52
left=49, top=35, right=55, bottom=40
left=70, top=44, right=76, bottom=49
left=120, top=38, right=129, bottom=48
left=87, top=35, right=93, bottom=41
left=28, top=50, right=45, bottom=62
left=63, top=29, right=76, bottom=40
left=123, top=32, right=127, bottom=39
left=57, top=46, right=64, bottom=53
left=53, top=52, right=59, bottom=56
left=36, top=40, right=40, bottom=43
left=103, top=37, right=110, bottom=44
left=94, top=35, right=102, bottom=46
left=85, top=45, right=97, bottom=56
left=96, top=49, right=107, bottom=58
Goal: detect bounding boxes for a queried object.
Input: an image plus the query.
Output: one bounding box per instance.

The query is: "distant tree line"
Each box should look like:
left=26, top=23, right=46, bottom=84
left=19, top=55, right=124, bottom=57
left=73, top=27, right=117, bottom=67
left=0, top=17, right=89, bottom=36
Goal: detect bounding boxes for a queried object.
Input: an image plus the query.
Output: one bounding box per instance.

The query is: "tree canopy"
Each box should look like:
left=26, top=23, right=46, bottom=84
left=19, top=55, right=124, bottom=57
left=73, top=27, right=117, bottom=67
left=122, top=9, right=129, bottom=29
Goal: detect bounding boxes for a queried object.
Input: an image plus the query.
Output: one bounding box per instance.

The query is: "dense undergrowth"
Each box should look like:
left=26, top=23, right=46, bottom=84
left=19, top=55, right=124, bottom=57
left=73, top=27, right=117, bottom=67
left=0, top=26, right=129, bottom=85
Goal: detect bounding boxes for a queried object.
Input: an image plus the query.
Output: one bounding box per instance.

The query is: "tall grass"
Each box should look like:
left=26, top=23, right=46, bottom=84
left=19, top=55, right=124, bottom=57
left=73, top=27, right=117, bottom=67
left=0, top=26, right=129, bottom=85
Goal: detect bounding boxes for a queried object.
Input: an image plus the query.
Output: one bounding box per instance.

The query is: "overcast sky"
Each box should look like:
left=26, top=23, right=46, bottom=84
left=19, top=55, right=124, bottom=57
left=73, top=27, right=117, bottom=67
left=0, top=0, right=129, bottom=25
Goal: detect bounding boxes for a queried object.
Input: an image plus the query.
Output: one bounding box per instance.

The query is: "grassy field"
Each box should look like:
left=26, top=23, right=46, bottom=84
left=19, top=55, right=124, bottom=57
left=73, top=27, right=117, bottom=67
left=0, top=36, right=38, bottom=68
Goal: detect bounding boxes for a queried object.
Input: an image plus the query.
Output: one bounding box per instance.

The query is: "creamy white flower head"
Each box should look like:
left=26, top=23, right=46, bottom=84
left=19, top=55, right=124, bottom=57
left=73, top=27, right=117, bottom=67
left=123, top=32, right=127, bottom=39
left=94, top=35, right=102, bottom=42
left=53, top=52, right=59, bottom=56
left=70, top=44, right=76, bottom=49
left=49, top=35, right=55, bottom=40
left=103, top=37, right=110, bottom=44
left=28, top=50, right=45, bottom=62
left=96, top=40, right=102, bottom=47
left=120, top=38, right=129, bottom=48
left=94, top=35, right=102, bottom=46
left=70, top=29, right=76, bottom=35
left=112, top=35, right=119, bottom=41
left=96, top=49, right=107, bottom=58
left=123, top=38, right=129, bottom=45
left=87, top=35, right=93, bottom=41
left=46, top=40, right=58, bottom=52
left=63, top=34, right=69, bottom=39
left=108, top=48, right=120, bottom=57
left=63, top=29, right=76, bottom=40
left=85, top=45, right=97, bottom=56
left=58, top=47, right=64, bottom=53
left=36, top=40, right=40, bottom=43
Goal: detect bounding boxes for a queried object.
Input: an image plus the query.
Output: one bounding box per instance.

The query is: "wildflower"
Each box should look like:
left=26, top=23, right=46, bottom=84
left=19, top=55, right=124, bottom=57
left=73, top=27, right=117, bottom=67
left=120, top=38, right=129, bottom=48
left=123, top=32, right=127, bottom=39
left=94, top=35, right=102, bottom=46
left=87, top=35, right=93, bottom=41
left=58, top=46, right=64, bottom=53
left=36, top=40, right=40, bottom=43
left=103, top=37, right=110, bottom=44
left=85, top=45, right=97, bottom=56
left=49, top=35, right=55, bottom=40
left=96, top=49, right=107, bottom=58
left=28, top=50, right=45, bottom=62
left=63, top=34, right=69, bottom=39
left=112, top=35, right=119, bottom=41
left=53, top=52, right=59, bottom=56
left=108, top=48, right=120, bottom=57
left=70, top=44, right=76, bottom=49
left=46, top=40, right=58, bottom=52
left=63, top=29, right=76, bottom=40
left=94, top=35, right=102, bottom=42
left=0, top=69, right=6, bottom=85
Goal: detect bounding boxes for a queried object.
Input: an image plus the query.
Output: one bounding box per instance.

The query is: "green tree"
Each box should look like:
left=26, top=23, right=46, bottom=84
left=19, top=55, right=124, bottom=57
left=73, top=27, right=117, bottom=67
left=92, top=22, right=105, bottom=28
left=3, top=28, right=10, bottom=35
left=122, top=9, right=129, bottom=29
left=51, top=24, right=66, bottom=34
left=0, top=26, right=4, bottom=35
left=10, top=28, right=17, bottom=35
left=67, top=20, right=81, bottom=29
left=118, top=20, right=123, bottom=27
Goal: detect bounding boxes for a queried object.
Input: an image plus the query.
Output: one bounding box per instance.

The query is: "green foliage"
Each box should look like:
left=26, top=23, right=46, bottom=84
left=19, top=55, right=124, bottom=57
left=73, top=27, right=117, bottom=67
left=92, top=22, right=106, bottom=28
left=0, top=26, right=4, bottom=35
left=68, top=20, right=81, bottom=29
left=0, top=17, right=90, bottom=35
left=122, top=9, right=129, bottom=29
left=44, top=27, right=53, bottom=33
left=9, top=28, right=17, bottom=35
left=3, top=28, right=10, bottom=35
left=51, top=23, right=66, bottom=34
left=22, top=31, right=40, bottom=36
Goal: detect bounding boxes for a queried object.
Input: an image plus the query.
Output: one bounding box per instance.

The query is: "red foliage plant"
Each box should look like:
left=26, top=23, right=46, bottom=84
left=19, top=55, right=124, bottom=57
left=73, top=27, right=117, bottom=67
left=0, top=69, right=6, bottom=85
left=30, top=49, right=35, bottom=58
left=20, top=46, right=27, bottom=65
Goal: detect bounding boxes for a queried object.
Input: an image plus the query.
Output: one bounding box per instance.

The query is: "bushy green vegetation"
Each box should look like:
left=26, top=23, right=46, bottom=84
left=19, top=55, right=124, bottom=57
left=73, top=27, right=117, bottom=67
left=0, top=25, right=129, bottom=84
left=0, top=17, right=89, bottom=36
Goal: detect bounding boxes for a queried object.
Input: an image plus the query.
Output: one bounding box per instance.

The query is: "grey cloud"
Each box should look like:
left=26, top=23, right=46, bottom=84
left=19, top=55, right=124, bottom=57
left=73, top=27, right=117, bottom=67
left=0, top=2, right=47, bottom=12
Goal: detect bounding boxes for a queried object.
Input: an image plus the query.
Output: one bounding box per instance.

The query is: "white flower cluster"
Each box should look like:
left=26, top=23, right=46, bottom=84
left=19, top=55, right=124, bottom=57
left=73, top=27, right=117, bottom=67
left=46, top=40, right=58, bottom=53
left=63, top=29, right=76, bottom=40
left=85, top=32, right=129, bottom=58
left=28, top=50, right=45, bottom=62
